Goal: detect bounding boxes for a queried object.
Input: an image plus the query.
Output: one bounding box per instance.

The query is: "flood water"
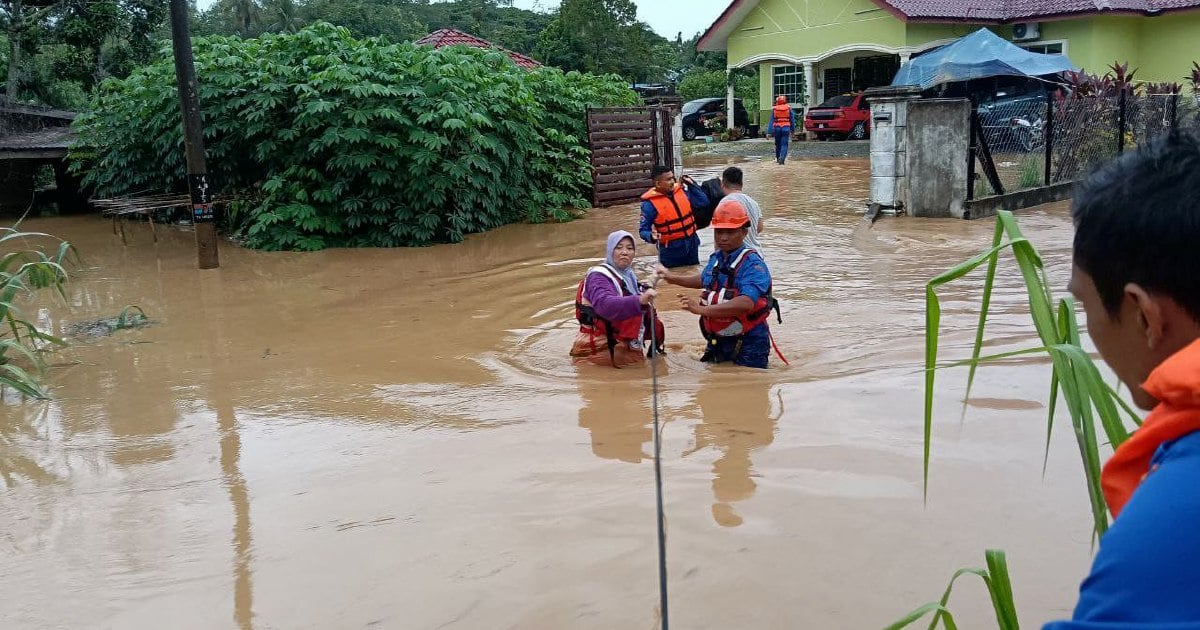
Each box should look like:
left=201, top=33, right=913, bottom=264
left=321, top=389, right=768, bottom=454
left=2, top=157, right=1102, bottom=629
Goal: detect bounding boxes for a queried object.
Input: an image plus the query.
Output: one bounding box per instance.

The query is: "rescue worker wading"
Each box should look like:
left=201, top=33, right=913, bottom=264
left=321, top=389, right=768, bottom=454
left=768, top=95, right=796, bottom=165
left=655, top=201, right=779, bottom=369
left=639, top=165, right=709, bottom=268
left=571, top=230, right=664, bottom=368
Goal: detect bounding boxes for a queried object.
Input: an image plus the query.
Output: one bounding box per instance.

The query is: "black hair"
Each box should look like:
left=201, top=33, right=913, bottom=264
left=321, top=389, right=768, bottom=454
left=721, top=166, right=743, bottom=187
left=1072, top=131, right=1200, bottom=320
left=651, top=165, right=673, bottom=180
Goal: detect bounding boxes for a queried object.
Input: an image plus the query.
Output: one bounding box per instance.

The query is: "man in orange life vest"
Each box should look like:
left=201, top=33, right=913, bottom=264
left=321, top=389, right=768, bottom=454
left=767, top=95, right=795, bottom=165
left=639, top=165, right=709, bottom=268
left=655, top=201, right=776, bottom=369
left=1043, top=133, right=1200, bottom=628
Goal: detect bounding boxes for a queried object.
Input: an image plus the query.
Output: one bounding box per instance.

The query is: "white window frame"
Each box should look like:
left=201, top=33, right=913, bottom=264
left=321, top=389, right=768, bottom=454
left=771, top=64, right=805, bottom=106
left=1016, top=39, right=1069, bottom=56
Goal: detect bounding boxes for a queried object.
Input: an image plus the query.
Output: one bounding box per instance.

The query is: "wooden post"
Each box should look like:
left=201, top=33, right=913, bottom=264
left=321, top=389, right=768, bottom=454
left=169, top=0, right=219, bottom=269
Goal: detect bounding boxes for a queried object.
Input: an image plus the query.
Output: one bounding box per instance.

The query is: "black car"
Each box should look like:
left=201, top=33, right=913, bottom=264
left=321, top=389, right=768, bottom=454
left=934, top=76, right=1062, bottom=152
left=682, top=97, right=750, bottom=140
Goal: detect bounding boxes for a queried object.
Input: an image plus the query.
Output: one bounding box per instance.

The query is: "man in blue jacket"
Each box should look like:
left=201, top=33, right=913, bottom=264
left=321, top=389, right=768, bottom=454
left=767, top=95, right=796, bottom=165
left=1043, top=132, right=1200, bottom=629
left=639, top=165, right=708, bottom=268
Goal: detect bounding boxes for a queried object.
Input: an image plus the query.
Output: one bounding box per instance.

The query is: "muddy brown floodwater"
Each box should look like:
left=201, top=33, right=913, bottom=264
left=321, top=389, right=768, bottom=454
left=1, top=157, right=1104, bottom=629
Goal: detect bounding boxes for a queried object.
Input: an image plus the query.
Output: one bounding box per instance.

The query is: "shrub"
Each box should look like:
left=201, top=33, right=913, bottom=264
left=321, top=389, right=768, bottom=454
left=1, top=226, right=72, bottom=399
left=70, top=23, right=637, bottom=250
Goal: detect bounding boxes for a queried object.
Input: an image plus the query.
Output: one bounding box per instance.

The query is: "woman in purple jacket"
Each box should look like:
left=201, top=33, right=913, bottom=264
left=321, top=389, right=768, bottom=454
left=571, top=230, right=661, bottom=367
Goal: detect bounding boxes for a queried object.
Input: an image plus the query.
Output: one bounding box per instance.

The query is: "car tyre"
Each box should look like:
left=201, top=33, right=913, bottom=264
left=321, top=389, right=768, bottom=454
left=683, top=126, right=698, bottom=141
left=849, top=121, right=867, bottom=140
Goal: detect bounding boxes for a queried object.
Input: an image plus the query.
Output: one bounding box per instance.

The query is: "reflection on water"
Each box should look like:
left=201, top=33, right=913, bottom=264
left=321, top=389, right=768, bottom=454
left=0, top=158, right=1102, bottom=628
left=686, top=373, right=777, bottom=528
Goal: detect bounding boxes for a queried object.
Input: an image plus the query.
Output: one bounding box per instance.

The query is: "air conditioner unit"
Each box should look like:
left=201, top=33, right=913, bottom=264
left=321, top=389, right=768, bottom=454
left=1013, top=23, right=1041, bottom=41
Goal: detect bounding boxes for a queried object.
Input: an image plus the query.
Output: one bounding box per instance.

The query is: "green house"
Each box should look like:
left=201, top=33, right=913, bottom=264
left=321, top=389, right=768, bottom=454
left=697, top=0, right=1200, bottom=122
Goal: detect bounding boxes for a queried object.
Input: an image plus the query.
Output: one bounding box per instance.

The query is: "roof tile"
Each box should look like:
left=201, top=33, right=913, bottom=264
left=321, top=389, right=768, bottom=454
left=415, top=28, right=542, bottom=69
left=875, top=0, right=1200, bottom=21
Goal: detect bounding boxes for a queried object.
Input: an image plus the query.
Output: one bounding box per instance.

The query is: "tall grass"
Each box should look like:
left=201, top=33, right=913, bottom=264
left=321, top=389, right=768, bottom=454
left=1018, top=157, right=1044, bottom=190
left=1, top=226, right=73, bottom=399
left=888, top=550, right=1018, bottom=630
left=894, top=210, right=1143, bottom=627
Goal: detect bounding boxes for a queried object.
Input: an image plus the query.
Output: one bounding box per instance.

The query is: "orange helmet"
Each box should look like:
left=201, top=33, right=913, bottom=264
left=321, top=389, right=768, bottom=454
left=710, top=200, right=750, bottom=229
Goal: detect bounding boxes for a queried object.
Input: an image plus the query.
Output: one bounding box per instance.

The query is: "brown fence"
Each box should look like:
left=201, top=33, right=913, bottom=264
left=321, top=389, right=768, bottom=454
left=587, top=106, right=676, bottom=207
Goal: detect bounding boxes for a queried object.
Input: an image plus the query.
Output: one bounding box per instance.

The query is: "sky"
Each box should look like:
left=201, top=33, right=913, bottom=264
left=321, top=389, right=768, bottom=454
left=508, top=0, right=730, bottom=40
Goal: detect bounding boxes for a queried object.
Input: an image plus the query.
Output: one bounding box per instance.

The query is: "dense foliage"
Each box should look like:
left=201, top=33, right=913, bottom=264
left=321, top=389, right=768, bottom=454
left=0, top=226, right=71, bottom=399
left=678, top=68, right=760, bottom=118
left=69, top=23, right=637, bottom=250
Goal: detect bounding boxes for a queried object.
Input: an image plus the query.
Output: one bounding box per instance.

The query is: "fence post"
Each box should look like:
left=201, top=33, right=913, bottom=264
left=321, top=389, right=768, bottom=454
left=967, top=107, right=977, bottom=201
left=1044, top=99, right=1054, bottom=187
left=1169, top=94, right=1180, bottom=132
left=1117, top=90, right=1127, bottom=154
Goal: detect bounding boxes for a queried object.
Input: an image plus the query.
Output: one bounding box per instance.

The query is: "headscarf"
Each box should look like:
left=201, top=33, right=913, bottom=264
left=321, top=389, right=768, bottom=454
left=775, top=95, right=786, bottom=105
left=603, top=230, right=640, bottom=296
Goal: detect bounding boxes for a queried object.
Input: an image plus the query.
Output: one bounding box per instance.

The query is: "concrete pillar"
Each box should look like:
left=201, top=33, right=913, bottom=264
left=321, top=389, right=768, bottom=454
left=803, top=62, right=816, bottom=110
left=726, top=70, right=736, bottom=130
left=863, top=85, right=922, bottom=214
left=905, top=99, right=970, bottom=218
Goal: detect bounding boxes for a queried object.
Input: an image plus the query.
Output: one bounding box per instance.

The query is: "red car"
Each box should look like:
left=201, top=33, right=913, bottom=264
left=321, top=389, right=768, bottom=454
left=804, top=92, right=871, bottom=140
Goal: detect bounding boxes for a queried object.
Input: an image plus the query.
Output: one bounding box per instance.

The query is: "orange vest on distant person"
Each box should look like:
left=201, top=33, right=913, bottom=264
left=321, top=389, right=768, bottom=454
left=772, top=103, right=792, bottom=128
left=641, top=185, right=697, bottom=246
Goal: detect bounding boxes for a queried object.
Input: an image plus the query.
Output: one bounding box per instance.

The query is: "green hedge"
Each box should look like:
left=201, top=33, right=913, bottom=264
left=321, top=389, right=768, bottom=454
left=69, top=23, right=637, bottom=250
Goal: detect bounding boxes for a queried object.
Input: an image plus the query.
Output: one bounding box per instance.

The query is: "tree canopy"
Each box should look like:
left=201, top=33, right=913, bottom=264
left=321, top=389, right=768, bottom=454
left=3, top=0, right=731, bottom=109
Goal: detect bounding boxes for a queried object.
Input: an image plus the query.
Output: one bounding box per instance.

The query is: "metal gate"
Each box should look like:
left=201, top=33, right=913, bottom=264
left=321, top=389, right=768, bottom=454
left=587, top=106, right=676, bottom=207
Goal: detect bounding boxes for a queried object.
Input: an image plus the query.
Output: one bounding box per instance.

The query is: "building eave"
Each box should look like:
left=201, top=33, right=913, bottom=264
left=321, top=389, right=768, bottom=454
left=697, top=0, right=762, bottom=52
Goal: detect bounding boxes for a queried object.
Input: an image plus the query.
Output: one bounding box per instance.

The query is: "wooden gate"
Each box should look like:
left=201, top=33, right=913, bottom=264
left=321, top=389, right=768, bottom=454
left=587, top=106, right=676, bottom=207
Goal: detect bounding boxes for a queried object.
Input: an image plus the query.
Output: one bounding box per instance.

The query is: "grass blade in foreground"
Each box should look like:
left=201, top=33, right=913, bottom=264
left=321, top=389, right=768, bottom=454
left=886, top=550, right=1018, bottom=630
left=923, top=211, right=1141, bottom=538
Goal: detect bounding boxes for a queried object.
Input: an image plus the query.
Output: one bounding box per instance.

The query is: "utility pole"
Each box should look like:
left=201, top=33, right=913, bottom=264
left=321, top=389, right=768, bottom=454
left=168, top=0, right=219, bottom=269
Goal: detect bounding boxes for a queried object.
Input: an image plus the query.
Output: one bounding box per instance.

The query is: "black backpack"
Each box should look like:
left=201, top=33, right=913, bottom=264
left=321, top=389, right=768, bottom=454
left=693, top=178, right=726, bottom=230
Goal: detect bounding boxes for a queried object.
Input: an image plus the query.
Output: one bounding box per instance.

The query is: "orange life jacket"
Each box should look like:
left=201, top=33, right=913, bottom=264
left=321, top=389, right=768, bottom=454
left=699, top=248, right=780, bottom=338
left=641, top=184, right=697, bottom=246
left=574, top=265, right=646, bottom=366
left=1102, top=338, right=1200, bottom=517
left=772, top=103, right=792, bottom=128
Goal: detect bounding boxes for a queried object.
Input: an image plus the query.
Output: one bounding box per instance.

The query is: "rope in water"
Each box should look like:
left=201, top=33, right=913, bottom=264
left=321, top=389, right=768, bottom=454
left=647, top=281, right=669, bottom=630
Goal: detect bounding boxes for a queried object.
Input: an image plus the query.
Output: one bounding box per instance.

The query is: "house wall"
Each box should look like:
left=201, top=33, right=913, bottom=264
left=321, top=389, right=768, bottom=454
left=1138, top=11, right=1200, bottom=86
left=728, top=1, right=1200, bottom=125
left=727, top=0, right=906, bottom=65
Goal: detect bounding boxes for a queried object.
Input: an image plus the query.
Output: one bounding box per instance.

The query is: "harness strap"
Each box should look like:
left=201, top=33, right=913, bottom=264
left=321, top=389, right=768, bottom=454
left=768, top=329, right=790, bottom=366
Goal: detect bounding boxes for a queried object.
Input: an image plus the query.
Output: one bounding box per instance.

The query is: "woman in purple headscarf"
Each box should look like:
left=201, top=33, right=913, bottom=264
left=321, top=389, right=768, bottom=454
left=571, top=230, right=663, bottom=367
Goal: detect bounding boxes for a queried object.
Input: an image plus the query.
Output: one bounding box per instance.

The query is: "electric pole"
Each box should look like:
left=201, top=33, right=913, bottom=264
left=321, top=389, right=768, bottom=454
left=168, top=0, right=219, bottom=269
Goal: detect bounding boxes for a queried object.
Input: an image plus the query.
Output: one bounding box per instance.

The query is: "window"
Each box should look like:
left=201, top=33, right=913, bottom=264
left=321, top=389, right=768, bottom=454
left=823, top=68, right=852, bottom=99
left=772, top=65, right=805, bottom=105
left=852, top=55, right=901, bottom=91
left=1018, top=42, right=1064, bottom=55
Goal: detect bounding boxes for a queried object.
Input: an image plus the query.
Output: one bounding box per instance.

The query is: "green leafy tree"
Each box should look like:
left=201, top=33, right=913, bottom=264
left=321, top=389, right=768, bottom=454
left=534, top=0, right=664, bottom=81
left=70, top=24, right=637, bottom=251
left=678, top=67, right=759, bottom=119
left=2, top=0, right=61, bottom=102
left=53, top=0, right=167, bottom=89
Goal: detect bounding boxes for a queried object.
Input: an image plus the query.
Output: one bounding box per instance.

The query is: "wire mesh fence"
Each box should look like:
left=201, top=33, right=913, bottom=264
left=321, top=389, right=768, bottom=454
left=972, top=93, right=1190, bottom=198
left=1050, top=95, right=1120, bottom=185
left=974, top=97, right=1047, bottom=195
left=1179, top=97, right=1200, bottom=139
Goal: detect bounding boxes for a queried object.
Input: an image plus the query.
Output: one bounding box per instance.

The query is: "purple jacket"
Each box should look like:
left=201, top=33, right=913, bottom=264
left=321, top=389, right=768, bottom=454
left=583, top=271, right=643, bottom=323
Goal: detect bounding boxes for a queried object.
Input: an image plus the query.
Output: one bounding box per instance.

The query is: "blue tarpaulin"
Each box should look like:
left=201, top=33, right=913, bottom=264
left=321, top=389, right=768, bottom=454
left=890, top=28, right=1075, bottom=90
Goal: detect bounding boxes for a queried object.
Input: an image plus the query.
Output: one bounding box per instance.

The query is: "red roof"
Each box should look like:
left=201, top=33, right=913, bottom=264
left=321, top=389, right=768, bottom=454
left=415, top=28, right=542, bottom=70
left=873, top=0, right=1200, bottom=22
left=698, top=0, right=1200, bottom=49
